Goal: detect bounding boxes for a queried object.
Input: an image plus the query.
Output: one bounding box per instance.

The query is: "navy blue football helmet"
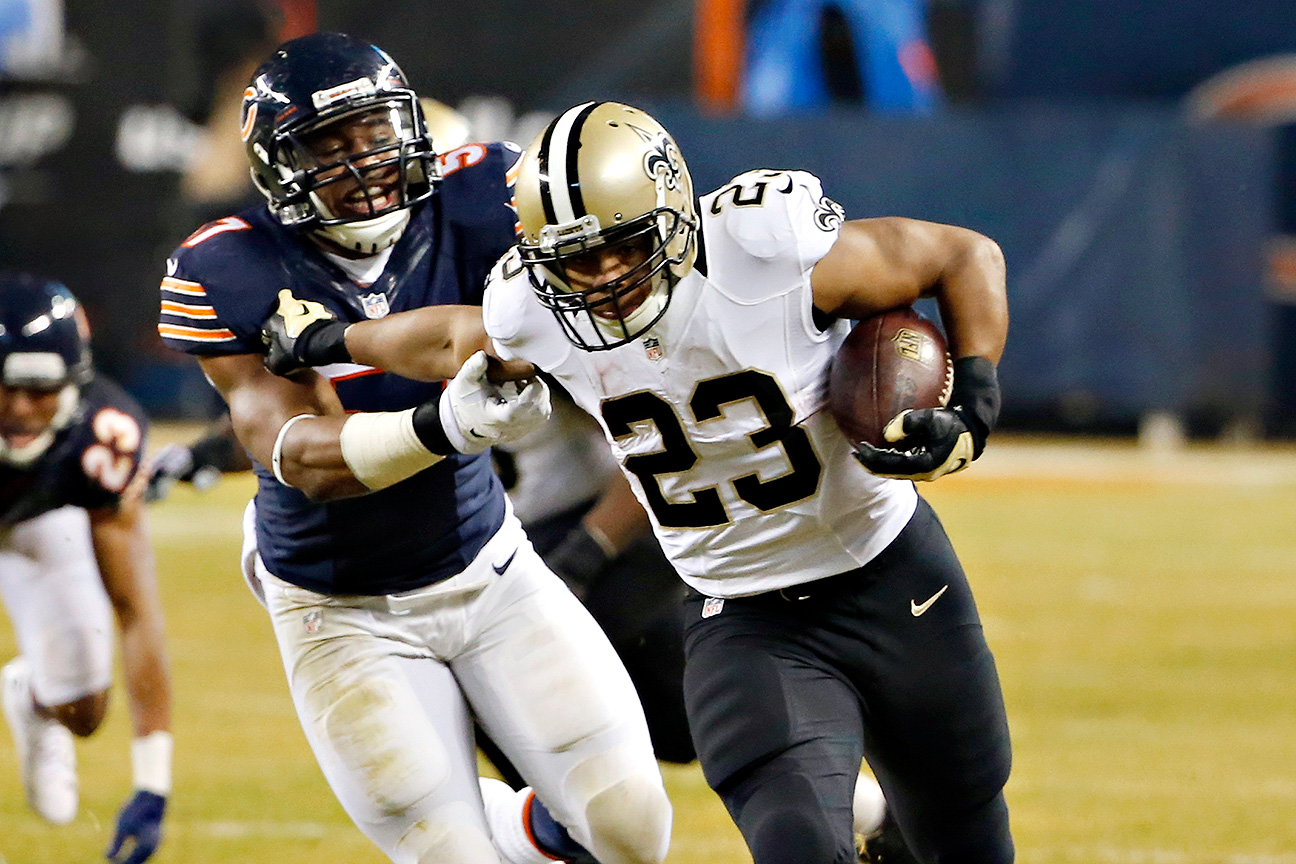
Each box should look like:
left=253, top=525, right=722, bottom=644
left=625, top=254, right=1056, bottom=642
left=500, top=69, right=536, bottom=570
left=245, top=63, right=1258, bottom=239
left=0, top=273, right=91, bottom=390
left=0, top=273, right=92, bottom=466
left=240, top=32, right=437, bottom=253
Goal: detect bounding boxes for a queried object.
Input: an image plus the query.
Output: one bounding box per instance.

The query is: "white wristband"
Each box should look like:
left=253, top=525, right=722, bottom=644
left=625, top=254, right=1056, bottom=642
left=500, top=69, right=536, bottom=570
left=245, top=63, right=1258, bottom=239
left=339, top=409, right=444, bottom=491
left=272, top=413, right=316, bottom=487
left=131, top=731, right=173, bottom=796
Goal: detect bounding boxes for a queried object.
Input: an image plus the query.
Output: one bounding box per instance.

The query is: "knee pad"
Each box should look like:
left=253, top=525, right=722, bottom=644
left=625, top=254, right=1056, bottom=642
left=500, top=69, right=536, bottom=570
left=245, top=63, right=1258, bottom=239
left=567, top=748, right=671, bottom=864
left=584, top=773, right=672, bottom=864
left=313, top=677, right=450, bottom=818
left=729, top=772, right=855, bottom=864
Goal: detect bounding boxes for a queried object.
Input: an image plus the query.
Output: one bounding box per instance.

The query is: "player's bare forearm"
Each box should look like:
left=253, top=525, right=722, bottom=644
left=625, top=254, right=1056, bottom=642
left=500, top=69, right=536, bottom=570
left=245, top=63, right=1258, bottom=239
left=199, top=354, right=369, bottom=499
left=812, top=218, right=1008, bottom=361
left=345, top=305, right=537, bottom=382
left=89, top=499, right=171, bottom=737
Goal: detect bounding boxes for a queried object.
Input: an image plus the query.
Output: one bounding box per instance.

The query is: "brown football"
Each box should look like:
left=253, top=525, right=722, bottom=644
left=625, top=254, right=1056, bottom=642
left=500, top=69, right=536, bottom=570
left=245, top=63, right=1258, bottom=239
left=827, top=307, right=953, bottom=448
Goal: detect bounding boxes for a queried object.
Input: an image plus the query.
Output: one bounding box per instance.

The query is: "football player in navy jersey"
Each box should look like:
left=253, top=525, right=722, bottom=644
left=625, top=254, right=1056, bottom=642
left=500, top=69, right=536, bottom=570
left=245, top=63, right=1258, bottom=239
left=0, top=274, right=172, bottom=863
left=264, top=102, right=1013, bottom=864
left=157, top=34, right=670, bottom=864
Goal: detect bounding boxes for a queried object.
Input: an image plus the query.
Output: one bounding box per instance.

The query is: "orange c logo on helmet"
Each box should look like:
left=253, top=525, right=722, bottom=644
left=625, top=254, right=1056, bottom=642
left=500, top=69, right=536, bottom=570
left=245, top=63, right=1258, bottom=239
left=240, top=87, right=257, bottom=141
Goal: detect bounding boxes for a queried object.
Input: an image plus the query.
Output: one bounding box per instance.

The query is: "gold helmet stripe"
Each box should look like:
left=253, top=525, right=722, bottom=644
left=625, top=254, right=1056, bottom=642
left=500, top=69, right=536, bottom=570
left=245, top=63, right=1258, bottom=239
left=537, top=101, right=599, bottom=225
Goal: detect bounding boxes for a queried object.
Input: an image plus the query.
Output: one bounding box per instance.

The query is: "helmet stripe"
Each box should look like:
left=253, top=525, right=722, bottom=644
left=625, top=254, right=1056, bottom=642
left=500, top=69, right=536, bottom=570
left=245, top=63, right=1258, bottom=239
left=562, top=101, right=600, bottom=219
left=536, top=116, right=560, bottom=225
left=538, top=102, right=598, bottom=225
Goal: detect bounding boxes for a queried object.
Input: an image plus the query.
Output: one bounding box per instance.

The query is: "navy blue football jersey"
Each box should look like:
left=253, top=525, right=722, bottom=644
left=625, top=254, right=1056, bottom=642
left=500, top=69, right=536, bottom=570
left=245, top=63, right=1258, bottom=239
left=0, top=377, right=148, bottom=526
left=158, top=142, right=523, bottom=595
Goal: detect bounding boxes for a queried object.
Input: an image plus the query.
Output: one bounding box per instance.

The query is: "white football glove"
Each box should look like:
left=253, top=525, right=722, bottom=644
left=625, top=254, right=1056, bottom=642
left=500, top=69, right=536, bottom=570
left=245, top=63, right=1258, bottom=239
left=438, top=351, right=552, bottom=454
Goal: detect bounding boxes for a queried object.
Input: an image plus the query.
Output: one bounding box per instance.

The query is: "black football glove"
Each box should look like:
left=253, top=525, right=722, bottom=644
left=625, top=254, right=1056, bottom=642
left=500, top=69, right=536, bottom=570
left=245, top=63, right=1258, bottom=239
left=546, top=524, right=613, bottom=602
left=853, top=356, right=1000, bottom=482
left=145, top=430, right=249, bottom=502
left=261, top=289, right=350, bottom=376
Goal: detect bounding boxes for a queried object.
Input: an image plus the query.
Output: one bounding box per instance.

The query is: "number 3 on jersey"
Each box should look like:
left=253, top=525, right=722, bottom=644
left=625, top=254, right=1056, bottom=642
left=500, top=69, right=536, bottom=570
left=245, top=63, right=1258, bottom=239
left=600, top=370, right=822, bottom=529
left=81, top=408, right=142, bottom=493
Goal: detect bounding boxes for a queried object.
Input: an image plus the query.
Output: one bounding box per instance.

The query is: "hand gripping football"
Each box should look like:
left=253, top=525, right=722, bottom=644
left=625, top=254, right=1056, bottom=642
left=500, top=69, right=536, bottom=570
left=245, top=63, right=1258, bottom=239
left=828, top=307, right=953, bottom=449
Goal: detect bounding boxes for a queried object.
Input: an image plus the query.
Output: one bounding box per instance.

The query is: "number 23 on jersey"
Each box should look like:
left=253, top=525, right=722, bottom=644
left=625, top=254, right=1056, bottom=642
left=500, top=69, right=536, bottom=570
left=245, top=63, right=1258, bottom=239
left=601, top=369, right=822, bottom=529
left=81, top=408, right=142, bottom=493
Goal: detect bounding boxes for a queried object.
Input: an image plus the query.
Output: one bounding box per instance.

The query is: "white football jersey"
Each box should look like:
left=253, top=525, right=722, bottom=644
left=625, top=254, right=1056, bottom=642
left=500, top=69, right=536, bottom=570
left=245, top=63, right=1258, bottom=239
left=498, top=395, right=619, bottom=526
left=483, top=169, right=917, bottom=597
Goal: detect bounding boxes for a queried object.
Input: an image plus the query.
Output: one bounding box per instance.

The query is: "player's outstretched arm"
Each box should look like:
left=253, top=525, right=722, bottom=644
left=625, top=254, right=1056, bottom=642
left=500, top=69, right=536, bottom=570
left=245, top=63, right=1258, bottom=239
left=813, top=218, right=1008, bottom=481
left=261, top=293, right=535, bottom=382
left=89, top=471, right=171, bottom=864
left=202, top=350, right=550, bottom=500
left=346, top=305, right=537, bottom=382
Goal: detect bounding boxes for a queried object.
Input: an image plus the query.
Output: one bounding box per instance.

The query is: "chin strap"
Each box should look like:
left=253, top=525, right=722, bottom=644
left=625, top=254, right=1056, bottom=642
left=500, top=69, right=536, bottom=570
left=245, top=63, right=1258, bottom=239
left=310, top=207, right=411, bottom=255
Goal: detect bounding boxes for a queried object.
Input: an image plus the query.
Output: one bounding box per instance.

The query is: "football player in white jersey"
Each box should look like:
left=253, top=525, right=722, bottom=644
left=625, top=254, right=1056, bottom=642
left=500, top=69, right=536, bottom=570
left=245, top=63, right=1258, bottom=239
left=267, top=101, right=1012, bottom=864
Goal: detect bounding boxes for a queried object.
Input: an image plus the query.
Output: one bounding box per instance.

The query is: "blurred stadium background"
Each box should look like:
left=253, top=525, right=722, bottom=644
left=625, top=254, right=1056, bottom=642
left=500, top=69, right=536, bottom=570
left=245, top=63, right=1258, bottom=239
left=1, top=0, right=1295, bottom=862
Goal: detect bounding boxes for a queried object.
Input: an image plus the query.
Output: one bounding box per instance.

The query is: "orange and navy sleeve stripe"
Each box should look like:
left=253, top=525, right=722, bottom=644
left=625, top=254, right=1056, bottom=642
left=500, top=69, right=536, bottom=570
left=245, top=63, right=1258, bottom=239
left=157, top=276, right=236, bottom=344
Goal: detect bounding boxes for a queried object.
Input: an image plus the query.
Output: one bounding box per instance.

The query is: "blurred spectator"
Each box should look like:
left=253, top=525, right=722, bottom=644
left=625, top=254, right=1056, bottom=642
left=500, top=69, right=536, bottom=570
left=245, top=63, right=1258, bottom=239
left=742, top=0, right=942, bottom=116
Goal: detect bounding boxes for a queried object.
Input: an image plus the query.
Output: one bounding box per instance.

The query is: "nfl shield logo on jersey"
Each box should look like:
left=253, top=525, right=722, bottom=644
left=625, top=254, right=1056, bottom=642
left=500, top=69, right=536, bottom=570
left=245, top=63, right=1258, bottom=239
left=360, top=292, right=390, bottom=319
left=642, top=336, right=663, bottom=361
left=303, top=610, right=323, bottom=634
left=701, top=597, right=725, bottom=618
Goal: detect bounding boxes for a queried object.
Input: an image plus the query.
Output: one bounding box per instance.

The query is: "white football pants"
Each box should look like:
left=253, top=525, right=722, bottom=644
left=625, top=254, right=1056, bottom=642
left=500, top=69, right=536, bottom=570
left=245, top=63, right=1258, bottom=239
left=244, top=502, right=671, bottom=864
left=0, top=506, right=113, bottom=706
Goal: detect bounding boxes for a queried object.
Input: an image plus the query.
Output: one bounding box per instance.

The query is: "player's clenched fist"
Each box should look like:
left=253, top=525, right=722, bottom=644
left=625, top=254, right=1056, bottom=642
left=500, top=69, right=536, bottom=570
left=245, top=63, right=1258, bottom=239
left=261, top=289, right=348, bottom=376
left=439, top=351, right=551, bottom=453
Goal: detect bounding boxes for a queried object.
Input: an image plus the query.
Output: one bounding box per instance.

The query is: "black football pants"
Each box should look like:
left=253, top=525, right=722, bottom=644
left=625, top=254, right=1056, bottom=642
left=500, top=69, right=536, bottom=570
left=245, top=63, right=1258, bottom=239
left=682, top=496, right=1013, bottom=864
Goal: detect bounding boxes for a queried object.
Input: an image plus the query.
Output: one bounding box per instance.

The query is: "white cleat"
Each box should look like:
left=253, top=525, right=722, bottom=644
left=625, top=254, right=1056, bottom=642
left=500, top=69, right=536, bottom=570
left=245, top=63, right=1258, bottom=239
left=2, top=657, right=77, bottom=824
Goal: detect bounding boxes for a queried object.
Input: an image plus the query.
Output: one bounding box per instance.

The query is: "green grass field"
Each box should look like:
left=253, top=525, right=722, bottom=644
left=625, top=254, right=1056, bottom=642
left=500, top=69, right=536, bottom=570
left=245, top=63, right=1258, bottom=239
left=2, top=434, right=1295, bottom=864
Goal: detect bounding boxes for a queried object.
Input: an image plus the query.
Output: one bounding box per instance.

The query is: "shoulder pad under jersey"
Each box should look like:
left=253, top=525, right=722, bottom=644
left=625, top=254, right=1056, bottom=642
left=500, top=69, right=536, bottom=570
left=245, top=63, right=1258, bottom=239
left=158, top=207, right=286, bottom=356
left=699, top=169, right=844, bottom=287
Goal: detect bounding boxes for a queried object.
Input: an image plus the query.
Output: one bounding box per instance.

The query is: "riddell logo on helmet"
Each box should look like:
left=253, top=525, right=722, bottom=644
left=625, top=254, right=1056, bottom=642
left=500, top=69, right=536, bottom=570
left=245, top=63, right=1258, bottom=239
left=312, top=77, right=377, bottom=109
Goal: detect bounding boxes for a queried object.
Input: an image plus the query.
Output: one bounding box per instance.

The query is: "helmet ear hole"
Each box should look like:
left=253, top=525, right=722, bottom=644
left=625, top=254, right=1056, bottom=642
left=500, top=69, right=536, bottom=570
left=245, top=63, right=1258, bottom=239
left=241, top=33, right=436, bottom=239
left=249, top=167, right=271, bottom=200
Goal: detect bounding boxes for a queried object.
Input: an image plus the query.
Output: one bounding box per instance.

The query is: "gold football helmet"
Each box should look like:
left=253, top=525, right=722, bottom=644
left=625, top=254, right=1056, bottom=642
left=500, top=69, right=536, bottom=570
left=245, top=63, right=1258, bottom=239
left=515, top=102, right=697, bottom=350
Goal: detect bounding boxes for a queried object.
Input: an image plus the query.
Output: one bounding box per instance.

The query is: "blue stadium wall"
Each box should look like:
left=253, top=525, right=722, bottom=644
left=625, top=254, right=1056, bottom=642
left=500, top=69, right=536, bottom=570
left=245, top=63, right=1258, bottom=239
left=649, top=104, right=1274, bottom=429
left=0, top=0, right=1284, bottom=431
